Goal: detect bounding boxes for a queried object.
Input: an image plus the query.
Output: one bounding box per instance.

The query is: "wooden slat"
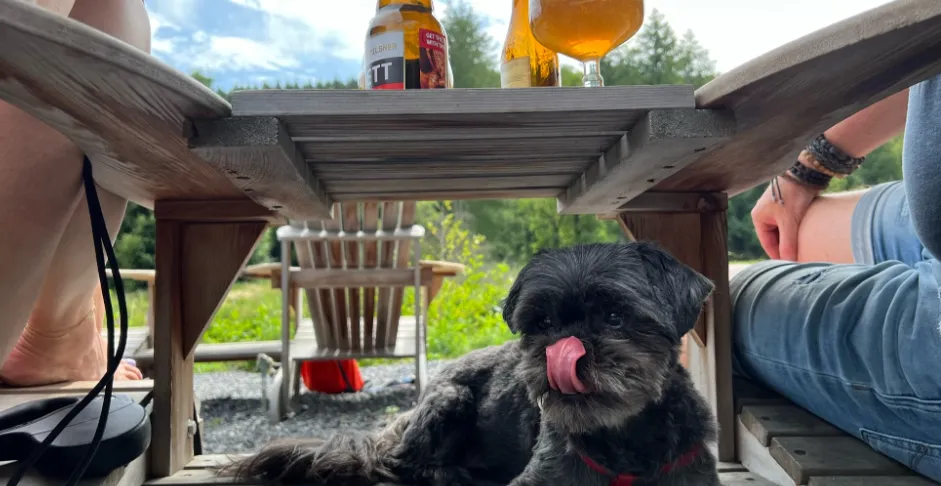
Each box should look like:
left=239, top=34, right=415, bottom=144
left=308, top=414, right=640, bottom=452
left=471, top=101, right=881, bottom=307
left=133, top=341, right=283, bottom=364
left=326, top=174, right=574, bottom=194
left=299, top=136, right=618, bottom=159
left=291, top=316, right=419, bottom=360
left=0, top=379, right=153, bottom=395
left=374, top=203, right=399, bottom=350
left=342, top=204, right=363, bottom=351
left=189, top=117, right=332, bottom=221
left=559, top=109, right=736, bottom=214
left=770, top=436, right=913, bottom=485
left=153, top=200, right=280, bottom=224
left=809, top=477, right=938, bottom=485
left=331, top=188, right=561, bottom=202
left=320, top=210, right=349, bottom=350
left=720, top=471, right=777, bottom=485
left=231, top=85, right=694, bottom=118
left=0, top=0, right=241, bottom=206
left=290, top=267, right=431, bottom=289
left=740, top=405, right=844, bottom=447
left=311, top=157, right=590, bottom=179
left=361, top=203, right=381, bottom=349
left=387, top=203, right=417, bottom=352
left=600, top=191, right=728, bottom=216
left=655, top=0, right=941, bottom=197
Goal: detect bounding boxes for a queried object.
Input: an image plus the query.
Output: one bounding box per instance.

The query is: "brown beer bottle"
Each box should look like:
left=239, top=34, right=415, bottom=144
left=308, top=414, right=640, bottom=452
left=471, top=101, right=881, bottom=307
left=364, top=0, right=452, bottom=90
left=500, top=0, right=561, bottom=88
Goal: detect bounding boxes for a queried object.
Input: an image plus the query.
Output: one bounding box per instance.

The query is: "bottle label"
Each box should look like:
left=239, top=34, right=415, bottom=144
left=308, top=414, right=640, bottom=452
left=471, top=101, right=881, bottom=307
left=418, top=28, right=448, bottom=89
left=501, top=56, right=532, bottom=88
left=366, top=31, right=405, bottom=90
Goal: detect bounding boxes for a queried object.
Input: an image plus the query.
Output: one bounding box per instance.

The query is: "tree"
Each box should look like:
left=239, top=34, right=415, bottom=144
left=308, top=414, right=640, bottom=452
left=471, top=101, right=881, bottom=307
left=440, top=0, right=501, bottom=88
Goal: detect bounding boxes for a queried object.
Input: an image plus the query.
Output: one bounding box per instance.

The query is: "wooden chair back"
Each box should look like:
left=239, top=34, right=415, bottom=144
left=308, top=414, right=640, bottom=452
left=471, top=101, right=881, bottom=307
left=290, top=201, right=420, bottom=352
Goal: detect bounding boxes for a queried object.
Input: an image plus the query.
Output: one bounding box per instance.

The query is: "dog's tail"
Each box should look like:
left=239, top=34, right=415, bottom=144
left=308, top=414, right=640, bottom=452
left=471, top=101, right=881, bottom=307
left=218, top=417, right=408, bottom=485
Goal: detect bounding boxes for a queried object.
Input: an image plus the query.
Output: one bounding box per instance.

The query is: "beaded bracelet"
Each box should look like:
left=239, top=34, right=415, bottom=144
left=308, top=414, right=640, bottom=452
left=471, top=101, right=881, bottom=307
left=786, top=160, right=832, bottom=188
left=806, top=134, right=864, bottom=176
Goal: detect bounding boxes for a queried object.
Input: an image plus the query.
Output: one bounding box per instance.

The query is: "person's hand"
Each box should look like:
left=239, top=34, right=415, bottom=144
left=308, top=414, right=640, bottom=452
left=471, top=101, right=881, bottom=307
left=750, top=174, right=822, bottom=261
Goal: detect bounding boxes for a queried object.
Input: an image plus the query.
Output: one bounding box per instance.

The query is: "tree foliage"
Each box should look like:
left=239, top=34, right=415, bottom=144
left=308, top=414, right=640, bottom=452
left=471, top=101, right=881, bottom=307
left=112, top=5, right=905, bottom=270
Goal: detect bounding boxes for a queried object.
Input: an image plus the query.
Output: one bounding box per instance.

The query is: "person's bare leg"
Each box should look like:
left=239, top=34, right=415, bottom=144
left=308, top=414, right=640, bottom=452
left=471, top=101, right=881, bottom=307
left=796, top=189, right=868, bottom=264
left=0, top=0, right=150, bottom=385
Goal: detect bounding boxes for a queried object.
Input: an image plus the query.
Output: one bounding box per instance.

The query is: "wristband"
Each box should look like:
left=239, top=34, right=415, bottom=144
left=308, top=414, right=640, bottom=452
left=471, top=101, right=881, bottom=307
left=806, top=134, right=864, bottom=176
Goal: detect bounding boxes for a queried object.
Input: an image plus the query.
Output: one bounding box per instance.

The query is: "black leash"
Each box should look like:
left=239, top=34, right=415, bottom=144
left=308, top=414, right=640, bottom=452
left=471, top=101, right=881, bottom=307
left=7, top=155, right=129, bottom=485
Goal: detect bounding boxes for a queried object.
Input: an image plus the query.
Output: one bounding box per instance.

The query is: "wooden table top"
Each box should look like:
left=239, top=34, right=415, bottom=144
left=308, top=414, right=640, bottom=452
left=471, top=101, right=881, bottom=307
left=1, top=0, right=940, bottom=219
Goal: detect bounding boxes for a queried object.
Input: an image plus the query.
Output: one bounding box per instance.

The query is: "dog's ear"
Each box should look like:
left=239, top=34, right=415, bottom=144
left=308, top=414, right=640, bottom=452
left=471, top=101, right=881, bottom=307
left=501, top=272, right=524, bottom=334
left=637, top=242, right=715, bottom=337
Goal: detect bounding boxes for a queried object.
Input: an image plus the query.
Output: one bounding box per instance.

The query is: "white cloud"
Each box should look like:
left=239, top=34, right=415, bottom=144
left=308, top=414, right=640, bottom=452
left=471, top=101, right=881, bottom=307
left=201, top=35, right=300, bottom=71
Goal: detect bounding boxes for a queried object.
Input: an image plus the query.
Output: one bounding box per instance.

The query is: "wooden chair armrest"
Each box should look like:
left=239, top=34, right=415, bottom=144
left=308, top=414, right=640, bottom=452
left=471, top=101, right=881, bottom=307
left=105, top=268, right=155, bottom=283
left=419, top=259, right=465, bottom=276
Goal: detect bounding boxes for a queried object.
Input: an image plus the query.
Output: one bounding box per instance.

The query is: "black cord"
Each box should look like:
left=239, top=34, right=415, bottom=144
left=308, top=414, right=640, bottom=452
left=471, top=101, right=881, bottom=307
left=7, top=156, right=129, bottom=485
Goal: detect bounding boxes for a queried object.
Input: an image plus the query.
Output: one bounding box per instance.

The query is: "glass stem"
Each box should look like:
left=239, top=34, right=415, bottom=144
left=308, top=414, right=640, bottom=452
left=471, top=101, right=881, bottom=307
left=582, top=58, right=604, bottom=87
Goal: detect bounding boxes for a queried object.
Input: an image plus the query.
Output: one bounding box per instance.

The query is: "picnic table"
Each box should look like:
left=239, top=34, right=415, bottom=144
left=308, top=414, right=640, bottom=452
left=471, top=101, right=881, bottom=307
left=2, top=0, right=941, bottom=484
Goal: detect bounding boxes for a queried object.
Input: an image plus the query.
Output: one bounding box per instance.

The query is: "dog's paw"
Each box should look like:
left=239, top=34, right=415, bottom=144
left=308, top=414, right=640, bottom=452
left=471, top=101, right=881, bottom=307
left=413, top=466, right=475, bottom=486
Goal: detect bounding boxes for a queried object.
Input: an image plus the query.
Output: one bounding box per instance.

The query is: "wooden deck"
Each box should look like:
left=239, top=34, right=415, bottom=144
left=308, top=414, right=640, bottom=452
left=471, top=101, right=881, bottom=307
left=733, top=378, right=938, bottom=485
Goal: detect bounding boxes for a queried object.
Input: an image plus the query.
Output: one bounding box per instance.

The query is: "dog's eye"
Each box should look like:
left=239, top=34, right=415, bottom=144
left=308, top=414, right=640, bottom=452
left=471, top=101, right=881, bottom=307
left=605, top=312, right=622, bottom=326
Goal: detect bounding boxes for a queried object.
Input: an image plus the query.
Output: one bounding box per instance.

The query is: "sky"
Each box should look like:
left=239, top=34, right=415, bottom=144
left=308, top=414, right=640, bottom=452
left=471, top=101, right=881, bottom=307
left=143, top=0, right=893, bottom=91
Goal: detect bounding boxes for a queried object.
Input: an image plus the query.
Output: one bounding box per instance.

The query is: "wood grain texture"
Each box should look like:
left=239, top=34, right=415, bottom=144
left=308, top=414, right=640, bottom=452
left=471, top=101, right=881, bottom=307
left=771, top=436, right=912, bottom=485
left=190, top=117, right=332, bottom=220
left=808, top=477, right=938, bottom=485
left=720, top=472, right=777, bottom=485
left=560, top=109, right=736, bottom=214
left=152, top=220, right=193, bottom=477
left=740, top=405, right=844, bottom=447
left=656, top=0, right=941, bottom=196
left=310, top=157, right=591, bottom=179
left=0, top=0, right=243, bottom=206
left=325, top=175, right=573, bottom=195
left=180, top=222, right=267, bottom=356
left=231, top=85, right=694, bottom=117
left=154, top=200, right=280, bottom=224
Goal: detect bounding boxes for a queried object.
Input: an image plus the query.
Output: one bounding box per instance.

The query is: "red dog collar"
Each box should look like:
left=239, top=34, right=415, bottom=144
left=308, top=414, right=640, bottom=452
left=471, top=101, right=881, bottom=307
left=579, top=444, right=702, bottom=486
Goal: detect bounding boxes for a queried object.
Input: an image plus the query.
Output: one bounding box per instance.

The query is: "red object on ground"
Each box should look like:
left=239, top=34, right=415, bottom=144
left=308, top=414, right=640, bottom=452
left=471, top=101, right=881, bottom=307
left=300, top=360, right=365, bottom=394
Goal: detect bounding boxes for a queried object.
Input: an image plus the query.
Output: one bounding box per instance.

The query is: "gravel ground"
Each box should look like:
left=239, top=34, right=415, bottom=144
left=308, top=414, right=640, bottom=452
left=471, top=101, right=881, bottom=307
left=194, top=360, right=454, bottom=453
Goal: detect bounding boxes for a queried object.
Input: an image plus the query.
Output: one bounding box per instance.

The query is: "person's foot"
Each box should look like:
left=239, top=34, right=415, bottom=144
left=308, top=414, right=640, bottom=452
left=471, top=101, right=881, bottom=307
left=0, top=309, right=142, bottom=387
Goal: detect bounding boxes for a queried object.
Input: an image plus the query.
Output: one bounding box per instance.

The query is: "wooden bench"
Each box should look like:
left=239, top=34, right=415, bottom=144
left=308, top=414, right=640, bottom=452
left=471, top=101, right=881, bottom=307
left=2, top=0, right=941, bottom=482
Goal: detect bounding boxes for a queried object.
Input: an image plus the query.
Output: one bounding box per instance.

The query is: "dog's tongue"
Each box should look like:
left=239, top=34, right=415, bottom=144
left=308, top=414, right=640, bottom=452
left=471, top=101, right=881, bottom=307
left=546, top=337, right=588, bottom=395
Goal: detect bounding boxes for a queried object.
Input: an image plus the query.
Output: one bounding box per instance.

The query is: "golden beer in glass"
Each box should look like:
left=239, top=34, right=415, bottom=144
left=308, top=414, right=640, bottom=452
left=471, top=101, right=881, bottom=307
left=529, top=0, right=644, bottom=87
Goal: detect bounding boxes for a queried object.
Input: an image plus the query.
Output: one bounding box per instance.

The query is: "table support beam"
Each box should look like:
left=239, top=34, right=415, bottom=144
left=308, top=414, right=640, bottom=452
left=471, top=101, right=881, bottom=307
left=151, top=209, right=266, bottom=477
left=617, top=193, right=734, bottom=463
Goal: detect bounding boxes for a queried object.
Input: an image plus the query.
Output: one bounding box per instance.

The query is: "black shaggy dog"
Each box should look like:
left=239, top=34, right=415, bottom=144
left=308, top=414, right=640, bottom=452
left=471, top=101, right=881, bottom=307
left=223, top=242, right=721, bottom=486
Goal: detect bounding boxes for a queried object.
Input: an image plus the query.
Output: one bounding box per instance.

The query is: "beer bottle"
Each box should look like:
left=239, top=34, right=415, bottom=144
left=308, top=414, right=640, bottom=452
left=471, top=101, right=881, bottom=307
left=364, top=0, right=451, bottom=90
left=500, top=0, right=561, bottom=88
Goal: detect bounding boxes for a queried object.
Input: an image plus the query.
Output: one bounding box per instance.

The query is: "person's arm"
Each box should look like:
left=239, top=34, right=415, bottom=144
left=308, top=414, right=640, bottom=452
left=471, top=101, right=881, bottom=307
left=819, top=89, right=909, bottom=158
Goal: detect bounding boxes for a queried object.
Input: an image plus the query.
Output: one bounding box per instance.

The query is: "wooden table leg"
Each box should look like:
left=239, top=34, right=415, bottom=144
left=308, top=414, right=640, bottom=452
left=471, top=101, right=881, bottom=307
left=616, top=194, right=735, bottom=463
left=150, top=203, right=268, bottom=477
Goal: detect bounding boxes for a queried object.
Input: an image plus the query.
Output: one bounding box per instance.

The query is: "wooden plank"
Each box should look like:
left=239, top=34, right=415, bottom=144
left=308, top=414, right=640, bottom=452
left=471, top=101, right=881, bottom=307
left=809, top=477, right=938, bottom=485
left=311, top=157, right=590, bottom=179
left=740, top=405, right=844, bottom=447
left=720, top=471, right=777, bottom=485
left=231, top=85, right=694, bottom=118
left=0, top=453, right=148, bottom=486
left=0, top=0, right=242, bottom=206
left=0, top=380, right=153, bottom=395
left=771, top=436, right=913, bottom=485
left=326, top=175, right=574, bottom=194
left=145, top=468, right=257, bottom=486
left=559, top=109, right=736, bottom=214
left=655, top=0, right=941, bottom=197
left=291, top=316, right=418, bottom=361
left=180, top=222, right=267, bottom=356
left=736, top=416, right=798, bottom=486
left=699, top=209, right=735, bottom=463
left=189, top=117, right=333, bottom=221
left=154, top=200, right=281, bottom=224
left=599, top=191, right=728, bottom=216
left=299, top=136, right=618, bottom=159
left=331, top=188, right=561, bottom=202
left=185, top=455, right=250, bottom=470
left=133, top=341, right=283, bottom=365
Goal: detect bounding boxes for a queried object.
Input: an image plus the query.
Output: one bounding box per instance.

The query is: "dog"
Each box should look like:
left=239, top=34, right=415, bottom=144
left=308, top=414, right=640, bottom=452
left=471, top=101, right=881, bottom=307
left=222, top=242, right=721, bottom=486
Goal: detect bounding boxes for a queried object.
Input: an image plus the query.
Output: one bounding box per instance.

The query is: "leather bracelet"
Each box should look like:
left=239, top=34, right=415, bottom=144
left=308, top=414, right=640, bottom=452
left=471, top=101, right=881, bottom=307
left=786, top=160, right=832, bottom=188
left=806, top=134, right=863, bottom=176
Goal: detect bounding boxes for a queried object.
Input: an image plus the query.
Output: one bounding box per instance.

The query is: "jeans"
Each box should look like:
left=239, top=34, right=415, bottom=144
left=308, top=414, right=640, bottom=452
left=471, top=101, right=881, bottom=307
left=730, top=74, right=941, bottom=483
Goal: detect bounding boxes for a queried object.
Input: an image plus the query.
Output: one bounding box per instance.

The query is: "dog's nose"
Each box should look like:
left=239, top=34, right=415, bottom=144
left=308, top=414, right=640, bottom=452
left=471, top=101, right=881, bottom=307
left=546, top=337, right=588, bottom=394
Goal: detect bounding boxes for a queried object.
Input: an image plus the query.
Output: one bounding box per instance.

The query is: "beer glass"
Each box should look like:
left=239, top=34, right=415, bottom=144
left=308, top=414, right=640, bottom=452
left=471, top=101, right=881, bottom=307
left=529, top=0, right=644, bottom=87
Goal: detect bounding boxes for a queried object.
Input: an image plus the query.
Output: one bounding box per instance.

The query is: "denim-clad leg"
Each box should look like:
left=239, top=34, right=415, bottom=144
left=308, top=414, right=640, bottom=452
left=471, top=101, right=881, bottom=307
left=730, top=74, right=941, bottom=482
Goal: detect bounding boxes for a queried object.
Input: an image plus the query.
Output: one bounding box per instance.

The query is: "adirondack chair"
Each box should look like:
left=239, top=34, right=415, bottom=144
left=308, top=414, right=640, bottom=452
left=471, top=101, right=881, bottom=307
left=272, top=201, right=462, bottom=420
